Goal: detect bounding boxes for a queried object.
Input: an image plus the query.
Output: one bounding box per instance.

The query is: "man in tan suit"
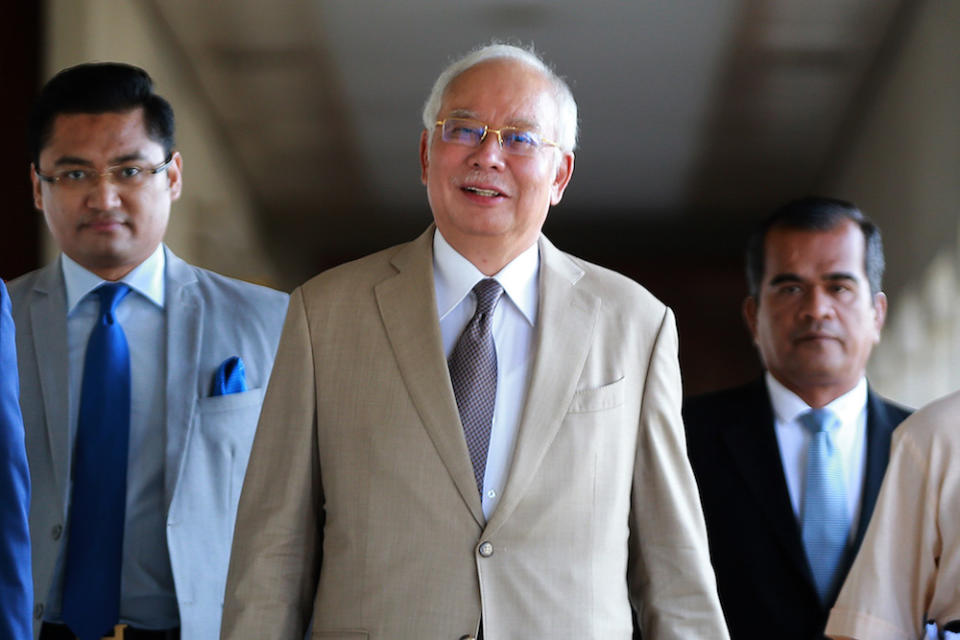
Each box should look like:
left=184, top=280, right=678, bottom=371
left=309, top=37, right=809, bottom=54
left=221, top=43, right=728, bottom=640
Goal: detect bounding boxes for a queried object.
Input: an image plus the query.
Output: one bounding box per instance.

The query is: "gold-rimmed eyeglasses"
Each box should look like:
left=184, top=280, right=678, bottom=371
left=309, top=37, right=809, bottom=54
left=35, top=153, right=175, bottom=190
left=435, top=118, right=559, bottom=156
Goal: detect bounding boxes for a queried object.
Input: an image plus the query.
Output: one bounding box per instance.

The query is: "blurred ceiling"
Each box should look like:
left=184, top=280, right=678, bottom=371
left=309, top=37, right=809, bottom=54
left=150, top=0, right=910, bottom=277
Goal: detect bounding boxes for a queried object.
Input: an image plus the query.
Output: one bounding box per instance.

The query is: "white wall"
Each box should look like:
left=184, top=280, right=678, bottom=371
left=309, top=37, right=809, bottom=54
left=827, top=0, right=960, bottom=408
left=42, top=0, right=282, bottom=288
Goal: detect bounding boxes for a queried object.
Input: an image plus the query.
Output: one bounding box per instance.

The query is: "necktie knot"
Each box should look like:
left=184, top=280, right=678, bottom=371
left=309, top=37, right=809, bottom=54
left=799, top=408, right=839, bottom=435
left=94, top=283, right=131, bottom=324
left=473, top=278, right=503, bottom=319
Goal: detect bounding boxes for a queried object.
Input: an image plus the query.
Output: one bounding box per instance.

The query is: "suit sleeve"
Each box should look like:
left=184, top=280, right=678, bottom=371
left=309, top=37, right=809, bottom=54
left=627, top=307, right=729, bottom=640
left=221, top=287, right=322, bottom=640
left=826, top=424, right=941, bottom=640
left=0, top=280, right=32, bottom=640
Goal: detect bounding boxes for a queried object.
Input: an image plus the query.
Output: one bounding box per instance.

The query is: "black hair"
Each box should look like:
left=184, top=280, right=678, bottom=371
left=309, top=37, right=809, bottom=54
left=745, top=196, right=885, bottom=299
left=28, top=62, right=174, bottom=165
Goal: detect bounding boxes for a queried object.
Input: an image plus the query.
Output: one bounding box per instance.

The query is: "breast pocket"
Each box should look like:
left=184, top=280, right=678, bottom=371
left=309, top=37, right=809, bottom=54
left=567, top=376, right=625, bottom=413
left=169, top=387, right=266, bottom=604
left=193, top=387, right=265, bottom=511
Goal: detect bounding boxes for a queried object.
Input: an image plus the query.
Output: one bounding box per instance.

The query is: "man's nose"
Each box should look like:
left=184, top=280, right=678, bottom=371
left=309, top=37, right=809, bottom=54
left=85, top=175, right=123, bottom=210
left=469, top=131, right=507, bottom=170
left=800, top=287, right=835, bottom=320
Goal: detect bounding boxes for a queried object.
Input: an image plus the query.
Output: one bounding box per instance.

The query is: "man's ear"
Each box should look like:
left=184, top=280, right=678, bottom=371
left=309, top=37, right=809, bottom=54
left=872, top=291, right=887, bottom=340
left=743, top=296, right=759, bottom=342
left=549, top=151, right=574, bottom=205
left=419, top=130, right=430, bottom=186
left=30, top=164, right=44, bottom=211
left=167, top=151, right=183, bottom=201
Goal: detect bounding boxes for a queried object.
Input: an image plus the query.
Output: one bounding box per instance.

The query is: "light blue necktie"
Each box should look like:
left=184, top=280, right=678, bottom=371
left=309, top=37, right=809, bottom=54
left=62, top=283, right=131, bottom=640
left=799, top=408, right=849, bottom=603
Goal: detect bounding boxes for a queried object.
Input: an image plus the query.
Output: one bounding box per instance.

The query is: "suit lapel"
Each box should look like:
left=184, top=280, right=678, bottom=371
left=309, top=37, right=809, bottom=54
left=721, top=379, right=815, bottom=587
left=847, top=389, right=896, bottom=559
left=484, top=236, right=598, bottom=535
left=375, top=228, right=485, bottom=525
left=162, top=248, right=202, bottom=510
left=29, top=261, right=71, bottom=506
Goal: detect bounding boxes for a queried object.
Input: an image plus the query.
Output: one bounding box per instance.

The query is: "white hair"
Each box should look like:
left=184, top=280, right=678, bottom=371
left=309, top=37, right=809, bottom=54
left=421, top=43, right=578, bottom=152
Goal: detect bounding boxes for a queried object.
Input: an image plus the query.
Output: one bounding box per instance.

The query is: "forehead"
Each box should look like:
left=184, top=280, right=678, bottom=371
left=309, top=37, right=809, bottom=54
left=763, top=220, right=867, bottom=280
left=41, top=108, right=159, bottom=161
left=440, top=59, right=557, bottom=127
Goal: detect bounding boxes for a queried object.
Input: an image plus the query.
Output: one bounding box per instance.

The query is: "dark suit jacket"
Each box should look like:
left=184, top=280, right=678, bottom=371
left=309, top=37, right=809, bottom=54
left=683, top=377, right=910, bottom=640
left=0, top=280, right=32, bottom=640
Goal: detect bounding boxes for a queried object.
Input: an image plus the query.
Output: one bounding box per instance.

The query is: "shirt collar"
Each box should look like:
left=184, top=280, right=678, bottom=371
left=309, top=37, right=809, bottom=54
left=62, top=244, right=166, bottom=315
left=432, top=229, right=539, bottom=326
left=765, top=371, right=868, bottom=427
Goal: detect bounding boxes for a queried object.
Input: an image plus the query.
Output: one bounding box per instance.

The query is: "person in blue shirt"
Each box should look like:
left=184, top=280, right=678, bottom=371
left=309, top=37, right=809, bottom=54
left=0, top=278, right=32, bottom=640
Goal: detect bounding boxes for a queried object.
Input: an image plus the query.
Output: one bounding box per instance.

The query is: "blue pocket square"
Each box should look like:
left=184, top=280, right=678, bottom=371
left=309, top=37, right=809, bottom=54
left=211, top=356, right=247, bottom=396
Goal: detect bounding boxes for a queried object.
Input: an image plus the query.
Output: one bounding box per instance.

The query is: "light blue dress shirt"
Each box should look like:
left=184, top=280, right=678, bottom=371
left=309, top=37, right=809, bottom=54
left=768, top=372, right=868, bottom=544
left=46, top=245, right=178, bottom=630
left=433, top=230, right=538, bottom=521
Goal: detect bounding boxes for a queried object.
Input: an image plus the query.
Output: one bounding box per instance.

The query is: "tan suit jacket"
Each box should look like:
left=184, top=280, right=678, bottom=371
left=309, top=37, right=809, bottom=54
left=221, top=227, right=728, bottom=640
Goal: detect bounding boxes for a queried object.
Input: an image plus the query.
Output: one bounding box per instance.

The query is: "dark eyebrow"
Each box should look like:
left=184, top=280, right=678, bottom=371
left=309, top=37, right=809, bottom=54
left=823, top=272, right=859, bottom=283
left=52, top=152, right=148, bottom=167
left=52, top=156, right=94, bottom=167
left=768, top=272, right=860, bottom=287
left=768, top=273, right=803, bottom=286
left=110, top=152, right=149, bottom=164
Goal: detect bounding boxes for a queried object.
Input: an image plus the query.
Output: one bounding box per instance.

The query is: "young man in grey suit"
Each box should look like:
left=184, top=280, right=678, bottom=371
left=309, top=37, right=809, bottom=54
left=684, top=198, right=910, bottom=640
left=222, top=43, right=728, bottom=640
left=9, top=63, right=288, bottom=640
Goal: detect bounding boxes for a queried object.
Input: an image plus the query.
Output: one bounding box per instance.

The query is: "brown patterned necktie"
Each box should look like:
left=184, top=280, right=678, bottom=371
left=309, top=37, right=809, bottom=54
left=448, top=278, right=504, bottom=494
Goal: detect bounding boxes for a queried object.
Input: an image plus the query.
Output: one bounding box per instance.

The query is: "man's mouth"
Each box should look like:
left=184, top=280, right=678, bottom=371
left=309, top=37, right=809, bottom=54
left=81, top=216, right=126, bottom=231
left=462, top=185, right=505, bottom=198
left=794, top=332, right=839, bottom=343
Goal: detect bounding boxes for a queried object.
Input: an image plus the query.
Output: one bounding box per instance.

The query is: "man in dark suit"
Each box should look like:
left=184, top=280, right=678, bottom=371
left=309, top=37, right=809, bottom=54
left=0, top=279, right=32, bottom=640
left=684, top=197, right=910, bottom=640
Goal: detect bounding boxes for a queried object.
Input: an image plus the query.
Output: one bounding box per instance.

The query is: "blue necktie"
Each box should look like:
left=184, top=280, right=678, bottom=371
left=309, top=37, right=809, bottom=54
left=799, top=408, right=849, bottom=603
left=62, top=283, right=131, bottom=640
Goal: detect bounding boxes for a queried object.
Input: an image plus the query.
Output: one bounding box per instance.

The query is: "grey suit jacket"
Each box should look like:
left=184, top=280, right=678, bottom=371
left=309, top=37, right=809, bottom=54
left=222, top=227, right=728, bottom=640
left=8, top=247, right=288, bottom=639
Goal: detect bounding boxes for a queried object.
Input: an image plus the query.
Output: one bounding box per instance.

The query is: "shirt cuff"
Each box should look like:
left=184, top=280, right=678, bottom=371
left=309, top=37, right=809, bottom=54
left=826, top=606, right=915, bottom=640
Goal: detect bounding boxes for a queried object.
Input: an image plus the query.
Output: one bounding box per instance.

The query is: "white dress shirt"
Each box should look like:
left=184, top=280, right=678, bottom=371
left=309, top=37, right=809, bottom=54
left=48, top=245, right=179, bottom=629
left=767, top=372, right=868, bottom=543
left=433, top=230, right=538, bottom=521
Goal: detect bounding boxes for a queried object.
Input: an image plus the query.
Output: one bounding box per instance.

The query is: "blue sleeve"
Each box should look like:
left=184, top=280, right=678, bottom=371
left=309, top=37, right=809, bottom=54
left=0, top=280, right=33, bottom=639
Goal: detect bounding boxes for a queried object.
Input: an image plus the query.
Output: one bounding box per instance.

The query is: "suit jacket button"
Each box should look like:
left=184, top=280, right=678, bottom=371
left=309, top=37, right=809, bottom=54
left=478, top=541, right=494, bottom=557
left=34, top=603, right=43, bottom=619
left=51, top=524, right=62, bottom=540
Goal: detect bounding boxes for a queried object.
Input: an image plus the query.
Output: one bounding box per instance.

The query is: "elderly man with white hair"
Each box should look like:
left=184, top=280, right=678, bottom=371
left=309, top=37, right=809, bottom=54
left=221, top=42, right=728, bottom=640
